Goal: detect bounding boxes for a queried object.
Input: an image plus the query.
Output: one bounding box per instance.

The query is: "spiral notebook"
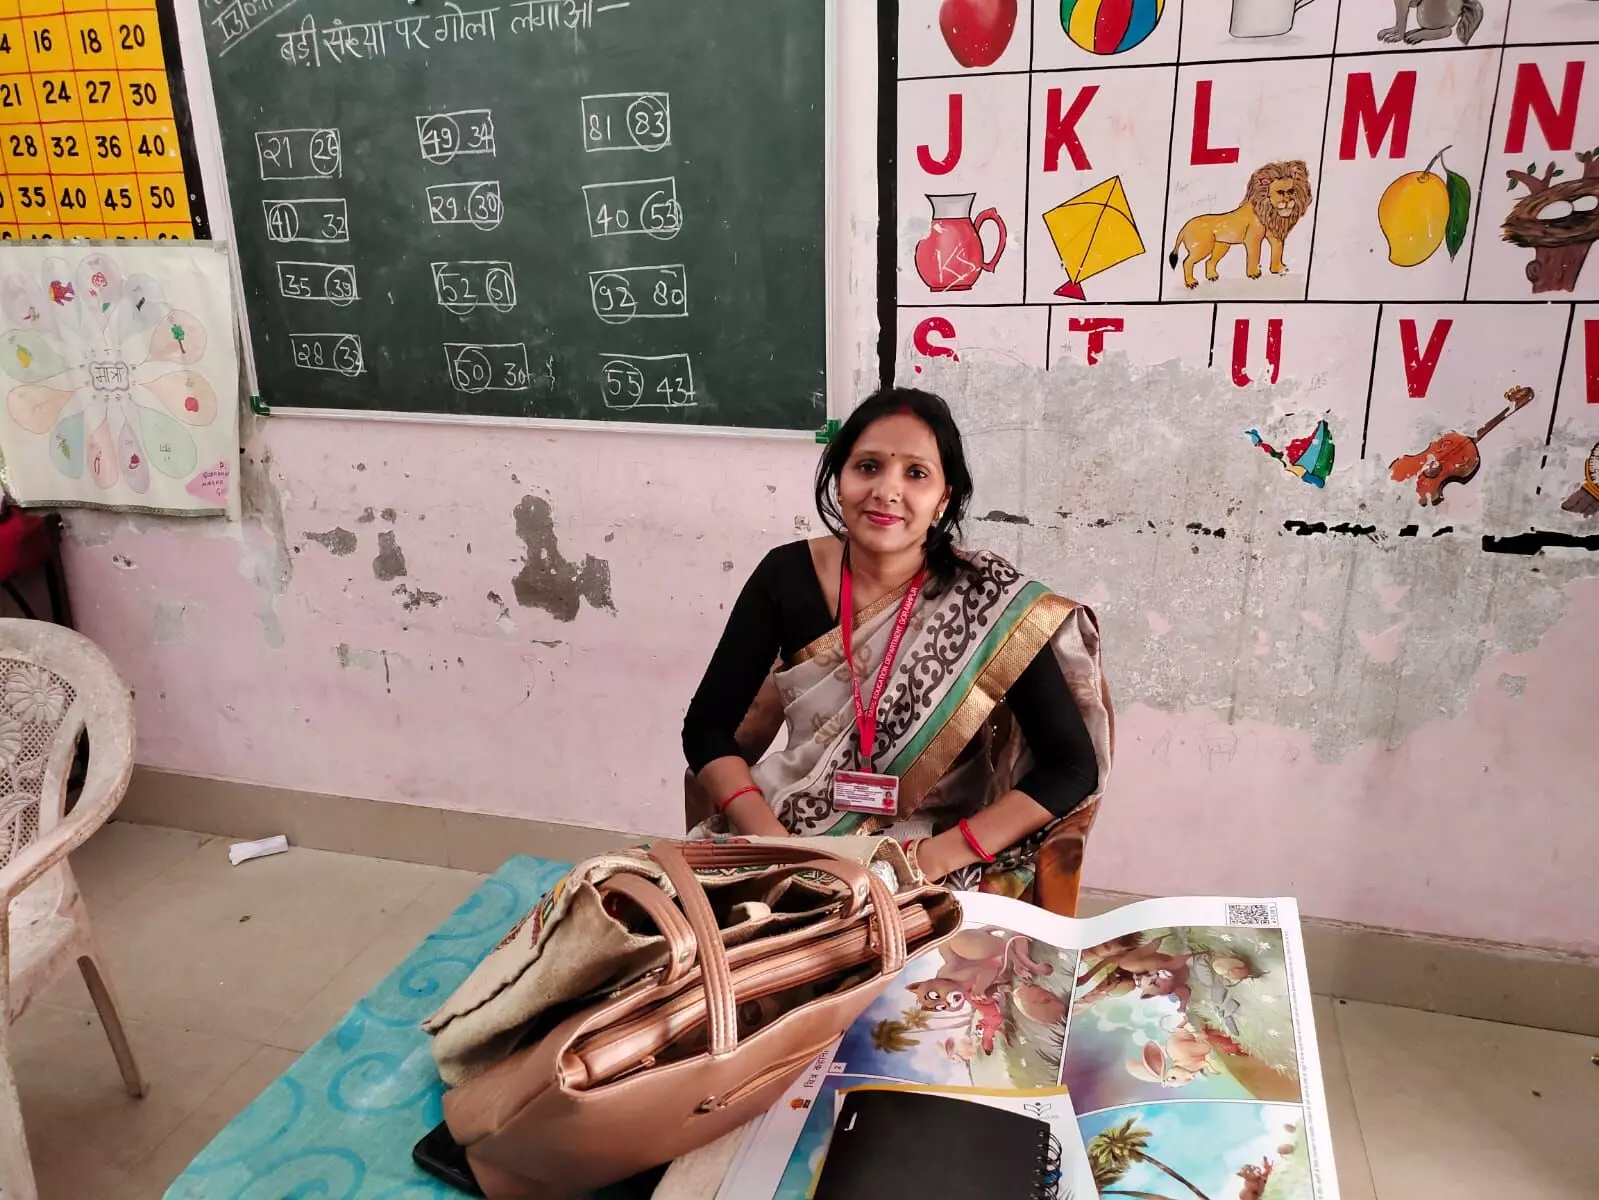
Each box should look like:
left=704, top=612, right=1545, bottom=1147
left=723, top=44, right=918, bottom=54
left=811, top=1088, right=1057, bottom=1200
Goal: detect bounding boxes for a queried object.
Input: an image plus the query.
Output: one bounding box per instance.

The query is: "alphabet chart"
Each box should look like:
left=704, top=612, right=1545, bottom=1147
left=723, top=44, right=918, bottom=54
left=0, top=0, right=204, bottom=242
left=896, top=2, right=1599, bottom=526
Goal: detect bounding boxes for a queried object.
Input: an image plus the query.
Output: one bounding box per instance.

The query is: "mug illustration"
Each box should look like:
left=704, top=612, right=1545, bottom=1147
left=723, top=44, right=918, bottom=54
left=1229, top=0, right=1315, bottom=37
left=914, top=193, right=1008, bottom=292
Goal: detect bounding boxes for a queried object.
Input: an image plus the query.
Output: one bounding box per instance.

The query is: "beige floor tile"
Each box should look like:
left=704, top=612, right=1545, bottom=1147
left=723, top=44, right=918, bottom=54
left=9, top=1003, right=259, bottom=1177
left=1337, top=1000, right=1599, bottom=1200
left=1312, top=996, right=1376, bottom=1200
left=126, top=1045, right=302, bottom=1196
left=265, top=868, right=486, bottom=1052
left=41, top=840, right=460, bottom=1041
left=69, top=822, right=212, bottom=911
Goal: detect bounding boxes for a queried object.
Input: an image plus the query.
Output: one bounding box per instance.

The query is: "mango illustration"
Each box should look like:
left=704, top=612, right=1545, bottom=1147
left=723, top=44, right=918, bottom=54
left=1378, top=146, right=1472, bottom=268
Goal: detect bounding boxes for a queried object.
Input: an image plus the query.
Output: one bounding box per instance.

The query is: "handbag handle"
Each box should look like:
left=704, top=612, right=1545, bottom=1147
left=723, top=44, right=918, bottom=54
left=647, top=841, right=907, bottom=1057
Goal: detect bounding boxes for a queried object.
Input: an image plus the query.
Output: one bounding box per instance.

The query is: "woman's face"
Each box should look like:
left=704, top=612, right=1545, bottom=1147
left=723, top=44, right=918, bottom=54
left=837, top=413, right=950, bottom=559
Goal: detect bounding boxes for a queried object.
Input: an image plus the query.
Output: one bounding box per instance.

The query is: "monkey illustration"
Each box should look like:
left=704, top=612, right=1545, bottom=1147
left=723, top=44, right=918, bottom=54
left=1378, top=0, right=1483, bottom=45
left=1237, top=1158, right=1274, bottom=1200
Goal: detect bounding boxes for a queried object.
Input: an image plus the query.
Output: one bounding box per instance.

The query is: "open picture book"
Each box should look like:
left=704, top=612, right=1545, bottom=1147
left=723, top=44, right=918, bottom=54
left=715, top=890, right=1341, bottom=1200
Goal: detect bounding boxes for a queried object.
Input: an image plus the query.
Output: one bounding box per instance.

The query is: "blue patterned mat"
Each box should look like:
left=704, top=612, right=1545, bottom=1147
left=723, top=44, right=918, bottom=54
left=165, top=855, right=571, bottom=1200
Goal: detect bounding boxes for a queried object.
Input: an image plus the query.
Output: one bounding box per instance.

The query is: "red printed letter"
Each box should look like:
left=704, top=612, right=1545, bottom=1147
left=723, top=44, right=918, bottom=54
left=1044, top=86, right=1097, bottom=172
left=1339, top=71, right=1416, bottom=160
left=1399, top=318, right=1452, bottom=398
left=1231, top=318, right=1283, bottom=387
left=917, top=94, right=963, bottom=176
left=1585, top=320, right=1599, bottom=404
left=1505, top=61, right=1585, bottom=155
left=1069, top=317, right=1124, bottom=366
left=1190, top=80, right=1239, bottom=166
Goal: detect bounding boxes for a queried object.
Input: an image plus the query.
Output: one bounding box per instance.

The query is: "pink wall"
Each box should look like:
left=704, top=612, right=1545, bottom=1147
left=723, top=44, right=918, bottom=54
left=60, top=411, right=1599, bottom=959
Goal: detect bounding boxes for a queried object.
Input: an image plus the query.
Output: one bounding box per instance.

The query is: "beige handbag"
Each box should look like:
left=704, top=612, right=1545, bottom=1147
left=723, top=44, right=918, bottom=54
left=425, top=837, right=962, bottom=1199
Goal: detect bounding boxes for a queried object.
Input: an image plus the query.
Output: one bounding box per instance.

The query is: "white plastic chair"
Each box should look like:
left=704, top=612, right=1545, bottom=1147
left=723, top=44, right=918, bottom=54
left=0, top=619, right=141, bottom=1200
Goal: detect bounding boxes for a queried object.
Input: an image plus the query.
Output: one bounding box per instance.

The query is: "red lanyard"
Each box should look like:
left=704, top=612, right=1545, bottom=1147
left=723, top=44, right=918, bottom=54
left=839, top=561, right=925, bottom=770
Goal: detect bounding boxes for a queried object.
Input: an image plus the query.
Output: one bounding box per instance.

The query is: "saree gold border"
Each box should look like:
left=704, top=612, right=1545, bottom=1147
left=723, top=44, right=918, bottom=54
left=897, top=592, right=1077, bottom=812
left=788, top=581, right=914, bottom=666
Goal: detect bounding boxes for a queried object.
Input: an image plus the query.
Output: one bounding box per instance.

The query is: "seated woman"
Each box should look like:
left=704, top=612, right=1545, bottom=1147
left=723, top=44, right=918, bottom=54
left=681, top=387, right=1112, bottom=914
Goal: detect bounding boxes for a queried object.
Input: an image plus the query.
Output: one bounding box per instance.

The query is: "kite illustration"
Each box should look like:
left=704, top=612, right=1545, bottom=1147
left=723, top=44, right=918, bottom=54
left=1246, top=418, right=1335, bottom=487
left=1041, top=176, right=1145, bottom=300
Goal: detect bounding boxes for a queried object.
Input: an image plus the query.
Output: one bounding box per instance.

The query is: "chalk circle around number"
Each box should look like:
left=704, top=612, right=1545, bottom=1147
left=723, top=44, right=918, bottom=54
left=326, top=268, right=357, bottom=307
left=309, top=130, right=341, bottom=176
left=468, top=184, right=502, bottom=231
left=591, top=273, right=638, bottom=325
left=484, top=268, right=515, bottom=312
left=266, top=204, right=299, bottom=242
left=625, top=96, right=668, bottom=153
left=602, top=359, right=645, bottom=408
left=420, top=117, right=460, bottom=165
left=641, top=192, right=681, bottom=241
left=332, top=336, right=363, bottom=378
left=451, top=347, right=493, bottom=393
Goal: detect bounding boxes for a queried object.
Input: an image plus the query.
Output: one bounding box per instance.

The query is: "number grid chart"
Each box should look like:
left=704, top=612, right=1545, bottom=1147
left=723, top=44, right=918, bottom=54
left=0, top=0, right=203, bottom=241
left=895, top=1, right=1599, bottom=527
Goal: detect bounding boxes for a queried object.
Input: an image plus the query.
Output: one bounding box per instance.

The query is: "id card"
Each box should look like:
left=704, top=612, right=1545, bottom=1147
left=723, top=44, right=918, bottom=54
left=831, top=770, right=900, bottom=815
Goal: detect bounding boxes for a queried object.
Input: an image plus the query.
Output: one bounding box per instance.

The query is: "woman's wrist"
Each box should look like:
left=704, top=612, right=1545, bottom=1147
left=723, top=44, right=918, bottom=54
left=917, top=829, right=978, bottom=881
left=725, top=791, right=787, bottom=836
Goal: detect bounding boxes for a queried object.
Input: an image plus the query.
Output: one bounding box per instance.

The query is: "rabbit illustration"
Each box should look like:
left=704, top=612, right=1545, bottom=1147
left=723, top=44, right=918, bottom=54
left=1124, top=1020, right=1222, bottom=1087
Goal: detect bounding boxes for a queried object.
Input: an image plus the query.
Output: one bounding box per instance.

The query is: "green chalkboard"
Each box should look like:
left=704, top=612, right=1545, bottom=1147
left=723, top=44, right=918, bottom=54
left=196, top=0, right=826, bottom=429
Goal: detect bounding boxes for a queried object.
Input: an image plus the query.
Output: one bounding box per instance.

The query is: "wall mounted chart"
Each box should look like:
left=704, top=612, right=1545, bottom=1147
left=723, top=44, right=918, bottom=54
left=0, top=241, right=237, bottom=515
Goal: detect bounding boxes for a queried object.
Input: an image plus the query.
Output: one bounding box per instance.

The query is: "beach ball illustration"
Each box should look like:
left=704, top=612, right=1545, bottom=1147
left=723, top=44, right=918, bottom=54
left=1060, top=0, right=1165, bottom=55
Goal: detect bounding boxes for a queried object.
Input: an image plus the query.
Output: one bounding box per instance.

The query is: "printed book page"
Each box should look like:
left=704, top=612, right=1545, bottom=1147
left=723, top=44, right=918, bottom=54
left=717, top=890, right=1340, bottom=1200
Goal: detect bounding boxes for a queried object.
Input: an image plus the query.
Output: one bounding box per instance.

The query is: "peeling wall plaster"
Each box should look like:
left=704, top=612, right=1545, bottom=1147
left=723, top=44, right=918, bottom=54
left=918, top=355, right=1599, bottom=760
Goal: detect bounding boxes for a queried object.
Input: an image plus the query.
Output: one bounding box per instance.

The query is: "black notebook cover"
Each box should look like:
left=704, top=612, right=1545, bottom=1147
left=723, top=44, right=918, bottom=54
left=811, top=1088, right=1054, bottom=1200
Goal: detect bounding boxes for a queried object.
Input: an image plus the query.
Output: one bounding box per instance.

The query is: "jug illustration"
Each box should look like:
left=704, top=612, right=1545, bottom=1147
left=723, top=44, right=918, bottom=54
left=914, top=194, right=1007, bottom=293
left=1230, top=0, right=1315, bottom=38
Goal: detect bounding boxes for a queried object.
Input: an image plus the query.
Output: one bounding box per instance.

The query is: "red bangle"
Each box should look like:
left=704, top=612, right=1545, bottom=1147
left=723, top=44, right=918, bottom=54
left=717, top=785, right=762, bottom=814
left=958, top=819, right=995, bottom=863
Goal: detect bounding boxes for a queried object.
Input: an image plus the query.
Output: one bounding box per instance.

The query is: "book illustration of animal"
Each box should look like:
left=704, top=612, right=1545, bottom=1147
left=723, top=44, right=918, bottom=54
left=905, top=929, right=1068, bottom=1051
left=1124, top=1019, right=1224, bottom=1087
left=1168, top=161, right=1312, bottom=289
left=1389, top=385, right=1535, bottom=507
left=1378, top=0, right=1483, bottom=45
left=1238, top=1158, right=1275, bottom=1200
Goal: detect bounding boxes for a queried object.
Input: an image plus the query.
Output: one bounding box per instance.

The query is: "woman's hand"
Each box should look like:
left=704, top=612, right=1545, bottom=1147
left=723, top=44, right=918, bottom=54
left=917, top=790, right=1055, bottom=881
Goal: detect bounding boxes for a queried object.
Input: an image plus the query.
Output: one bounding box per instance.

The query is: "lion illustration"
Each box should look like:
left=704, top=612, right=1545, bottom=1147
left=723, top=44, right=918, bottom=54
left=1168, top=161, right=1313, bottom=289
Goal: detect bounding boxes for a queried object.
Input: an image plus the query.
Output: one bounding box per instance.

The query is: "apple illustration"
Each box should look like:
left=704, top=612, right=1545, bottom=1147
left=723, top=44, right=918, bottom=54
left=939, top=0, right=1017, bottom=69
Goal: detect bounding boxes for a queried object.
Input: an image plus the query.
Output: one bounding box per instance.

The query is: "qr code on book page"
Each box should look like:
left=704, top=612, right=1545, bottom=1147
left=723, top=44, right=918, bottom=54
left=1225, top=902, right=1279, bottom=927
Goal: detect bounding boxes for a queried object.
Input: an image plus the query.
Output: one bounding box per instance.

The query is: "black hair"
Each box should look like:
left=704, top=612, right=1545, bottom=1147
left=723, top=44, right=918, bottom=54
left=813, top=387, right=974, bottom=588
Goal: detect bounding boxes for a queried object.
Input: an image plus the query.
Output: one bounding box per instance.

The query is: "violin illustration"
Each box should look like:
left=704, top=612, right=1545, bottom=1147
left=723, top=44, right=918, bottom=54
left=1389, top=385, right=1535, bottom=507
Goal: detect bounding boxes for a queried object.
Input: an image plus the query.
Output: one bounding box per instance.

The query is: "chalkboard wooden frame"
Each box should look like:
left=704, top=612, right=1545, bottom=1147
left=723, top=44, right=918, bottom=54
left=173, top=0, right=842, bottom=438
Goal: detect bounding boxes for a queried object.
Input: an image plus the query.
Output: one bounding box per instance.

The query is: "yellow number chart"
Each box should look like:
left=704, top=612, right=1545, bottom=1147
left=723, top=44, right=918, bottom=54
left=0, top=0, right=199, bottom=242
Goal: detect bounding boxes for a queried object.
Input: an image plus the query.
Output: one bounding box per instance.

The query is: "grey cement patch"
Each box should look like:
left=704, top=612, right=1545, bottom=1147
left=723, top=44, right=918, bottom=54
left=510, top=494, right=615, bottom=622
left=239, top=446, right=293, bottom=649
left=373, top=530, right=408, bottom=581
left=393, top=584, right=443, bottom=611
left=152, top=600, right=188, bottom=645
left=913, top=355, right=1599, bottom=759
left=304, top=527, right=357, bottom=556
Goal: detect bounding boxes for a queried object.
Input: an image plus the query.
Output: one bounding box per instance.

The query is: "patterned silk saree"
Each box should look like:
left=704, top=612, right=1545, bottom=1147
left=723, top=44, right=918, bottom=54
left=688, top=551, right=1114, bottom=916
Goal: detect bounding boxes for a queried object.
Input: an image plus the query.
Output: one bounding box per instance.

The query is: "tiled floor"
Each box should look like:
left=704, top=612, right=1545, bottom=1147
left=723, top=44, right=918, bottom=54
left=7, top=822, right=1599, bottom=1199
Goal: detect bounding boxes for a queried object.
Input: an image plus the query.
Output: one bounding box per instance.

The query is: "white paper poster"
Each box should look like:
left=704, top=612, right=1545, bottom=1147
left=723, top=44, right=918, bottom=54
left=0, top=243, right=239, bottom=516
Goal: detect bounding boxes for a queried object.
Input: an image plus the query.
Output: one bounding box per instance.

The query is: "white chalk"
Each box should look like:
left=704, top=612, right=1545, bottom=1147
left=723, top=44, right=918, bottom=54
left=229, top=835, right=289, bottom=866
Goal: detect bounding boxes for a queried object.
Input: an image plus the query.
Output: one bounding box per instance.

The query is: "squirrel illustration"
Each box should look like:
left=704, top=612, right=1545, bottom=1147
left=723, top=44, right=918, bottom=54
left=1238, top=1158, right=1274, bottom=1200
left=1378, top=0, right=1483, bottom=45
